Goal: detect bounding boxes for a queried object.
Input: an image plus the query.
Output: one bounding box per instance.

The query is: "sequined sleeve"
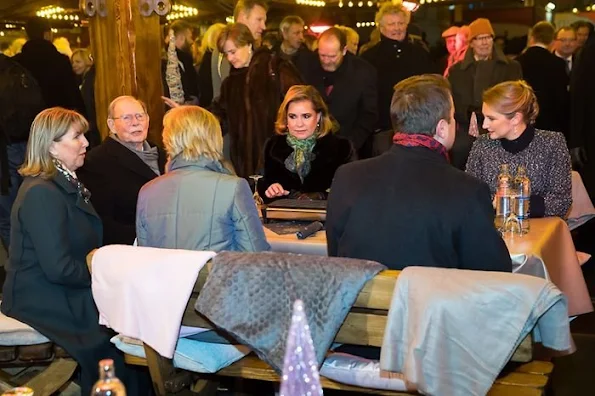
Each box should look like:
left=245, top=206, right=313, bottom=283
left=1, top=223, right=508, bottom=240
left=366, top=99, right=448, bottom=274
left=542, top=132, right=572, bottom=218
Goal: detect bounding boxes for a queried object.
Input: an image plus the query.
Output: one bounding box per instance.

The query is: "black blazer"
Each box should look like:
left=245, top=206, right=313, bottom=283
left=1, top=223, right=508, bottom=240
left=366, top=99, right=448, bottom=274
left=300, top=52, right=378, bottom=151
left=326, top=145, right=512, bottom=272
left=516, top=46, right=569, bottom=135
left=78, top=137, right=166, bottom=245
left=258, top=133, right=355, bottom=202
left=0, top=174, right=121, bottom=393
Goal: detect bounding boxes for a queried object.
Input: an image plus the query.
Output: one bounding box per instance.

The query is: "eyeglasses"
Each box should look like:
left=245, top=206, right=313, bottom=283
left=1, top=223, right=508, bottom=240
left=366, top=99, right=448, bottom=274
left=473, top=35, right=493, bottom=43
left=112, top=113, right=147, bottom=123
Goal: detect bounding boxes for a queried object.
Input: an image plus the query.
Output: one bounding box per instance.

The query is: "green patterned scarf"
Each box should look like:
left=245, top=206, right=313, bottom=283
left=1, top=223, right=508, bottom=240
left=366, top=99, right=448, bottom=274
left=285, top=134, right=317, bottom=182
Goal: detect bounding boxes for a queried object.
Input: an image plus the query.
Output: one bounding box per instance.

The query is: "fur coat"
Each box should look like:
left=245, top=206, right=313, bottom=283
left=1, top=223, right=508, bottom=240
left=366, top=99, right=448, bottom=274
left=212, top=48, right=303, bottom=179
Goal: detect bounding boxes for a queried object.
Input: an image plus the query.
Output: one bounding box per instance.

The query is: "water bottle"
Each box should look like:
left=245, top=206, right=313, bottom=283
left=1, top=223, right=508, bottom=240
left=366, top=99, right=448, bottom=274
left=91, top=359, right=127, bottom=396
left=514, top=166, right=531, bottom=233
left=495, top=164, right=512, bottom=231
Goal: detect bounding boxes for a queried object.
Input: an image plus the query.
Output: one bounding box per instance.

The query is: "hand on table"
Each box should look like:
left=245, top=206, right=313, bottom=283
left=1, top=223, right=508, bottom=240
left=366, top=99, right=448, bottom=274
left=265, top=183, right=289, bottom=199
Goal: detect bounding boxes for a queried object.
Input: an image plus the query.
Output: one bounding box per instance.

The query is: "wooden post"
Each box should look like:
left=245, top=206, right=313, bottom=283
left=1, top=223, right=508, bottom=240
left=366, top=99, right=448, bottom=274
left=85, top=0, right=165, bottom=146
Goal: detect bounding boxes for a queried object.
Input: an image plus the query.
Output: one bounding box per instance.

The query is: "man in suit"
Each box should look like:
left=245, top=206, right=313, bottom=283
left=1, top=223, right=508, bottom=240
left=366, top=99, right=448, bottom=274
left=300, top=27, right=377, bottom=157
left=553, top=26, right=578, bottom=76
left=326, top=74, right=511, bottom=272
left=78, top=96, right=166, bottom=245
left=517, top=21, right=569, bottom=135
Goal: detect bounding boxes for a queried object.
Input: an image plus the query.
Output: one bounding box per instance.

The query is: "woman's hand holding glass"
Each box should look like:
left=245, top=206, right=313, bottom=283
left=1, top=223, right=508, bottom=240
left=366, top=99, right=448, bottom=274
left=265, top=183, right=289, bottom=199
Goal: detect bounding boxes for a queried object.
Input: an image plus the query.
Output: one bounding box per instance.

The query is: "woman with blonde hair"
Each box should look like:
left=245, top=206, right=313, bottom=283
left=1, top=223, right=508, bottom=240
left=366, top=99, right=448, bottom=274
left=71, top=48, right=100, bottom=148
left=258, top=85, right=355, bottom=202
left=136, top=105, right=270, bottom=252
left=466, top=80, right=572, bottom=218
left=196, top=22, right=226, bottom=107
left=2, top=107, right=143, bottom=394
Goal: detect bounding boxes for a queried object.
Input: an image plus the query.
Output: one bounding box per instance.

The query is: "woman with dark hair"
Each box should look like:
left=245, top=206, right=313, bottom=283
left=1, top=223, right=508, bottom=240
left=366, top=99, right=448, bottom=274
left=466, top=80, right=572, bottom=218
left=212, top=22, right=303, bottom=179
left=258, top=85, right=355, bottom=202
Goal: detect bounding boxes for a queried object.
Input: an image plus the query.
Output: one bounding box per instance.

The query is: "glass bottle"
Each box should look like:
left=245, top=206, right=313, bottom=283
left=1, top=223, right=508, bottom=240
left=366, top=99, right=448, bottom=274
left=91, top=359, right=126, bottom=396
left=495, top=164, right=512, bottom=232
left=513, top=166, right=531, bottom=233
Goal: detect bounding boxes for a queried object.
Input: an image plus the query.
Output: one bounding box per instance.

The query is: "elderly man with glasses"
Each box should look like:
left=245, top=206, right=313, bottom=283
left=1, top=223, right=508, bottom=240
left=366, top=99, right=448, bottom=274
left=78, top=95, right=166, bottom=245
left=448, top=18, right=522, bottom=169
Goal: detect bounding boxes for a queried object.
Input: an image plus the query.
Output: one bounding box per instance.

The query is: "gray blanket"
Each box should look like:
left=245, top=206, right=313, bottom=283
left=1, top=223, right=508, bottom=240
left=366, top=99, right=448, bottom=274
left=194, top=251, right=385, bottom=373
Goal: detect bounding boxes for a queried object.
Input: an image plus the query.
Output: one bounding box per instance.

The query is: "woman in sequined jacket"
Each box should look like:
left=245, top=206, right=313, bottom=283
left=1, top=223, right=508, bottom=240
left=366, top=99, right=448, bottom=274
left=466, top=80, right=572, bottom=218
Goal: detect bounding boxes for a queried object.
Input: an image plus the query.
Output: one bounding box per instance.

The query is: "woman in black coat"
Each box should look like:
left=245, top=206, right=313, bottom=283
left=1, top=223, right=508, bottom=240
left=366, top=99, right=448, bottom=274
left=258, top=85, right=355, bottom=202
left=1, top=108, right=144, bottom=394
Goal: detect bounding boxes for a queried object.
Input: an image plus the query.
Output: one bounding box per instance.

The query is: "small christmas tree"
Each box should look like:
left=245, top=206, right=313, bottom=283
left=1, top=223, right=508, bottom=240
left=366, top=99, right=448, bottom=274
left=279, top=300, right=323, bottom=396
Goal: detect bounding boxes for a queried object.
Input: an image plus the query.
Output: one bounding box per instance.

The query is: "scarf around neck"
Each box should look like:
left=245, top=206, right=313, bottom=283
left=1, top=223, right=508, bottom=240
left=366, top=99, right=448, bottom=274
left=53, top=158, right=91, bottom=203
left=111, top=135, right=161, bottom=175
left=285, top=134, right=317, bottom=182
left=393, top=132, right=449, bottom=162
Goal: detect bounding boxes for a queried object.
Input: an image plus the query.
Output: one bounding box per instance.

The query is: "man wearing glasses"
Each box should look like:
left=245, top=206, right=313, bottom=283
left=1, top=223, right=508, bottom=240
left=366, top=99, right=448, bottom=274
left=553, top=27, right=578, bottom=76
left=448, top=18, right=522, bottom=169
left=78, top=96, right=166, bottom=245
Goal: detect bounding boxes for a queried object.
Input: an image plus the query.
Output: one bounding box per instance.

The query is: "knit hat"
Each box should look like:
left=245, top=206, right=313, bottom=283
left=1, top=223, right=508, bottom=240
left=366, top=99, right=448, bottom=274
left=469, top=18, right=494, bottom=41
left=442, top=26, right=460, bottom=38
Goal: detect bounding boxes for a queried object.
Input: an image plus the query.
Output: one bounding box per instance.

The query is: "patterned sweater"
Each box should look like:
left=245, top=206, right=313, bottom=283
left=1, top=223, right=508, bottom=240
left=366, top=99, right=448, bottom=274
left=466, top=128, right=572, bottom=218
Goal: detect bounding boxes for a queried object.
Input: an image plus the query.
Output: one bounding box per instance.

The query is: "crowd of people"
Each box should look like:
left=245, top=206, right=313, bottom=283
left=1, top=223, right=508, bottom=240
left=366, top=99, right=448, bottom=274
left=0, top=0, right=593, bottom=391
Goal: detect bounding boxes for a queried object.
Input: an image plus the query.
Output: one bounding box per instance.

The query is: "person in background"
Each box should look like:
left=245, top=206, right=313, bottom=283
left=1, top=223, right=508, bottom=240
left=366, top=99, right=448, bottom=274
left=327, top=74, right=511, bottom=272
left=137, top=106, right=269, bottom=252
left=448, top=18, right=522, bottom=170
left=553, top=26, right=578, bottom=76
left=440, top=25, right=459, bottom=74
left=1, top=108, right=144, bottom=395
left=275, top=15, right=306, bottom=61
left=338, top=26, right=359, bottom=55
left=466, top=80, right=571, bottom=218
left=196, top=22, right=226, bottom=107
left=358, top=28, right=380, bottom=56
left=78, top=96, right=166, bottom=245
left=212, top=23, right=303, bottom=179
left=571, top=20, right=594, bottom=50
left=161, top=20, right=200, bottom=105
left=258, top=85, right=354, bottom=202
left=211, top=0, right=268, bottom=101
left=303, top=34, right=318, bottom=52
left=516, top=21, right=569, bottom=136
left=261, top=31, right=280, bottom=50
left=71, top=49, right=100, bottom=148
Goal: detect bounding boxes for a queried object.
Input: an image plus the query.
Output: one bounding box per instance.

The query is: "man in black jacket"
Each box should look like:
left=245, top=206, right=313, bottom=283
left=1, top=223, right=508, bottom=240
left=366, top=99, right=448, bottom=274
left=326, top=75, right=511, bottom=272
left=300, top=28, right=377, bottom=157
left=517, top=21, right=569, bottom=136
left=361, top=3, right=436, bottom=133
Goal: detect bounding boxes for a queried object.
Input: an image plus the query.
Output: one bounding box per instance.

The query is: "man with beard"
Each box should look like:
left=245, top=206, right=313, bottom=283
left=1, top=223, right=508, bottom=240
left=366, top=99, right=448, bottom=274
left=78, top=96, right=166, bottom=245
left=162, top=20, right=200, bottom=104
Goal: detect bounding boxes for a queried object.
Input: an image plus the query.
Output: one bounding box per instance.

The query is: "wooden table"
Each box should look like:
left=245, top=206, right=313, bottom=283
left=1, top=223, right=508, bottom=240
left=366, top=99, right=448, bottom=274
left=264, top=217, right=593, bottom=316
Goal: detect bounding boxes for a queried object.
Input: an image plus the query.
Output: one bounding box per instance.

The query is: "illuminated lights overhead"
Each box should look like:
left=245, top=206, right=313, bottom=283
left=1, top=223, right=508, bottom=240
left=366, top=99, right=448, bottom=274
left=166, top=4, right=199, bottom=20
left=225, top=16, right=235, bottom=23
left=356, top=21, right=376, bottom=28
left=545, top=2, right=555, bottom=11
left=403, top=1, right=420, bottom=11
left=348, top=1, right=354, bottom=7
left=573, top=8, right=578, bottom=13
left=296, top=0, right=326, bottom=6
left=309, top=25, right=331, bottom=34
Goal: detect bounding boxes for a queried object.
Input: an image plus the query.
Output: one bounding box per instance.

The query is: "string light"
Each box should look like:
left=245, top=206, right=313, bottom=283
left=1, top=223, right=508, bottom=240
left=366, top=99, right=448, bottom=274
left=355, top=21, right=376, bottom=28
left=296, top=0, right=326, bottom=6
left=166, top=5, right=199, bottom=20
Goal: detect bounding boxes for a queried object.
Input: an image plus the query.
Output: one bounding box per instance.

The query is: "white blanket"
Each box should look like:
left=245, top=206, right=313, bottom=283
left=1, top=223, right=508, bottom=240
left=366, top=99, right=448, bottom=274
left=380, top=267, right=573, bottom=396
left=91, top=245, right=216, bottom=358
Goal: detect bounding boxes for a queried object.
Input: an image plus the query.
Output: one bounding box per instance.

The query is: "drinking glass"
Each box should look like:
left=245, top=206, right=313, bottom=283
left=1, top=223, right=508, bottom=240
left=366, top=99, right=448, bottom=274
left=249, top=175, right=264, bottom=207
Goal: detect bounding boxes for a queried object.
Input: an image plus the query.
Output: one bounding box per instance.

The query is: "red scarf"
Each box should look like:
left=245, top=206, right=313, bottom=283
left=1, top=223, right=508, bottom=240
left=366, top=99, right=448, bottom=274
left=393, top=133, right=449, bottom=162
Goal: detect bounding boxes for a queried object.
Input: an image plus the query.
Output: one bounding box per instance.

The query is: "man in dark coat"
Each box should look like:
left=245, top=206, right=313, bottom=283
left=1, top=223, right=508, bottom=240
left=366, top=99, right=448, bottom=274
left=300, top=28, right=377, bottom=157
left=13, top=17, right=85, bottom=114
left=360, top=3, right=436, bottom=133
left=326, top=74, right=511, bottom=272
left=78, top=96, right=166, bottom=245
left=448, top=18, right=522, bottom=169
left=570, top=34, right=595, bottom=200
left=516, top=21, right=569, bottom=135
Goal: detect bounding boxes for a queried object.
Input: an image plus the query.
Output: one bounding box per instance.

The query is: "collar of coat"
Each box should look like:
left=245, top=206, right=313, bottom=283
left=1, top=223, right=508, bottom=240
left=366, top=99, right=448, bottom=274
left=167, top=155, right=232, bottom=175
left=459, top=45, right=510, bottom=70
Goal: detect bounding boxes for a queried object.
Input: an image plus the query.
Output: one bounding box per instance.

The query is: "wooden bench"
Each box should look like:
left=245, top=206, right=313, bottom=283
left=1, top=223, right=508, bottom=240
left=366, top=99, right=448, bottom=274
left=94, top=259, right=553, bottom=396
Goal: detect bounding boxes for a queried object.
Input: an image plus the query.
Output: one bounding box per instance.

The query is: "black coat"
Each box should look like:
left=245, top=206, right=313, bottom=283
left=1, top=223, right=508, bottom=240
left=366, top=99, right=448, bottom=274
left=326, top=145, right=512, bottom=272
left=258, top=133, right=355, bottom=202
left=197, top=50, right=214, bottom=107
left=13, top=39, right=86, bottom=115
left=77, top=138, right=166, bottom=245
left=1, top=174, right=128, bottom=394
left=361, top=34, right=437, bottom=131
left=300, top=52, right=378, bottom=152
left=516, top=46, right=569, bottom=135
left=80, top=66, right=101, bottom=149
